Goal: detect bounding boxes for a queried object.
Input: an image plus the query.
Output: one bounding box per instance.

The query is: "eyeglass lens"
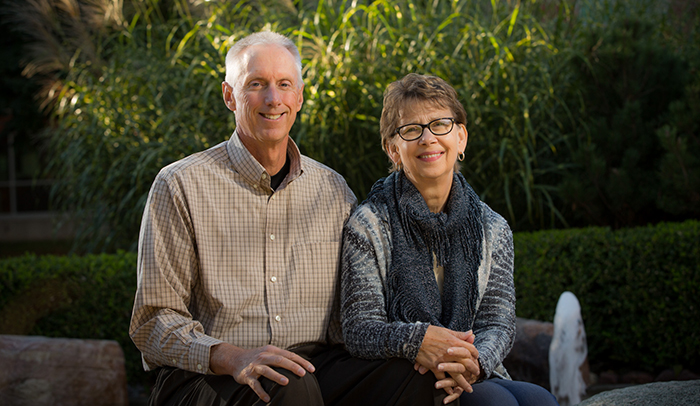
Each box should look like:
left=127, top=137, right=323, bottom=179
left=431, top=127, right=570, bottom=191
left=397, top=118, right=454, bottom=141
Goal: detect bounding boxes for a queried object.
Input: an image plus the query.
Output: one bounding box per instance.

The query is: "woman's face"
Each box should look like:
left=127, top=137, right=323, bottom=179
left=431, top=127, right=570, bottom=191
left=387, top=102, right=468, bottom=191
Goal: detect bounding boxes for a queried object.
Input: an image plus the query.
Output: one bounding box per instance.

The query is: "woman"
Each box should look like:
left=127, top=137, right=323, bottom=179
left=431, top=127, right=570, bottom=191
left=340, top=73, right=558, bottom=405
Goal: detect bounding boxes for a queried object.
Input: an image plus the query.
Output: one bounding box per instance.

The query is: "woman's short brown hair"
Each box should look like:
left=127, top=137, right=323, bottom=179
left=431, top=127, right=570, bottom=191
left=380, top=73, right=467, bottom=172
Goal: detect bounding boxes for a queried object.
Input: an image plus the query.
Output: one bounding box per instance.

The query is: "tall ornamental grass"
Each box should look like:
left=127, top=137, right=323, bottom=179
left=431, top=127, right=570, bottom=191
left=6, top=0, right=697, bottom=251
left=293, top=0, right=578, bottom=231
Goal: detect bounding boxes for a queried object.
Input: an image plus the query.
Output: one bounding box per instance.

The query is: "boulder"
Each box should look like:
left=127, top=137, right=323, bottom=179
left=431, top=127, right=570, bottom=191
left=578, top=380, right=700, bottom=406
left=503, top=317, right=554, bottom=389
left=0, top=335, right=128, bottom=406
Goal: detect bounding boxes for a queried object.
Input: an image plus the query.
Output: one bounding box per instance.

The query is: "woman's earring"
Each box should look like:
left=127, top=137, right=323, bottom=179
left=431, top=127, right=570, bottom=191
left=458, top=152, right=465, bottom=162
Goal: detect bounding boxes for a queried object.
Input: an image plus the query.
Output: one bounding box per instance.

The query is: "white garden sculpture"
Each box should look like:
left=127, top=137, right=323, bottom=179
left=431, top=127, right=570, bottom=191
left=549, top=291, right=588, bottom=406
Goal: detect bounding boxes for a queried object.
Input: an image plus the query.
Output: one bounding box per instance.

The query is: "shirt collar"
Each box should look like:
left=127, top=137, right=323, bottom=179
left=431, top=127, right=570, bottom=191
left=226, top=130, right=303, bottom=191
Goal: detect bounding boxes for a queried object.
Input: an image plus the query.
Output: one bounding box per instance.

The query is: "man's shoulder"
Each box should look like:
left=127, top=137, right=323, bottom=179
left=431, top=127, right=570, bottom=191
left=299, top=154, right=341, bottom=178
left=299, top=155, right=354, bottom=195
left=157, top=141, right=228, bottom=180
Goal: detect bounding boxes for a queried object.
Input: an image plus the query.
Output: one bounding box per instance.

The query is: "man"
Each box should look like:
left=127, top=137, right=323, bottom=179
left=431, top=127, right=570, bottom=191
left=129, top=31, right=453, bottom=406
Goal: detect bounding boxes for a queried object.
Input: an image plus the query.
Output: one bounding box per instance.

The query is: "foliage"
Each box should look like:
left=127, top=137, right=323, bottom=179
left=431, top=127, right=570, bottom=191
left=559, top=0, right=700, bottom=228
left=3, top=0, right=699, bottom=252
left=514, top=219, right=700, bottom=373
left=0, top=0, right=48, bottom=199
left=3, top=0, right=582, bottom=252
left=4, top=0, right=288, bottom=251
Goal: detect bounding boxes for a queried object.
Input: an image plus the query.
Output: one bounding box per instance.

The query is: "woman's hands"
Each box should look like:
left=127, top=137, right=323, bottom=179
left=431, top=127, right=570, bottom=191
left=415, top=325, right=482, bottom=403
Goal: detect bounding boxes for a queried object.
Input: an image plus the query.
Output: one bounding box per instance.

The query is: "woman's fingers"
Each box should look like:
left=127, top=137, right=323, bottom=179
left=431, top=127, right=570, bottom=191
left=443, top=386, right=464, bottom=404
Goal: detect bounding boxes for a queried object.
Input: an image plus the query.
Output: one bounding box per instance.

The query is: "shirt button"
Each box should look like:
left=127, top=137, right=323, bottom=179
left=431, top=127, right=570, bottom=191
left=197, top=364, right=203, bottom=371
left=274, top=315, right=281, bottom=322
left=253, top=184, right=258, bottom=190
left=172, top=359, right=177, bottom=364
left=271, top=194, right=276, bottom=200
left=269, top=234, right=275, bottom=241
left=261, top=173, right=267, bottom=180
left=270, top=276, right=277, bottom=283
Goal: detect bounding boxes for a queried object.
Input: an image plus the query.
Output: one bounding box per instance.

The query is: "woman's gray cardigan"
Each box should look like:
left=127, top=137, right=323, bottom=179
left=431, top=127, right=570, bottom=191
left=340, top=199, right=516, bottom=380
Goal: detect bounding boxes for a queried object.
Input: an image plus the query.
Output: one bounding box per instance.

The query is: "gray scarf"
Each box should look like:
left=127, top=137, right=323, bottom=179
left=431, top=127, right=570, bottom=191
left=365, top=171, right=483, bottom=331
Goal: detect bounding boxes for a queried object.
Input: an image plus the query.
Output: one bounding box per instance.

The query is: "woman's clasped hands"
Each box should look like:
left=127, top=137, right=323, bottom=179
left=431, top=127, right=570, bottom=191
left=414, top=326, right=481, bottom=404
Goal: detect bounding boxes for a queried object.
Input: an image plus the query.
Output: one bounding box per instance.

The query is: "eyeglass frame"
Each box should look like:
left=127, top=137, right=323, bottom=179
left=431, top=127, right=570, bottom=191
left=394, top=117, right=456, bottom=141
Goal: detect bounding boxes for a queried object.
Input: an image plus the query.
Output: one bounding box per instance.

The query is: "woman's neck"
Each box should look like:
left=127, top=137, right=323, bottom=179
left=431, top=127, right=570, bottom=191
left=413, top=173, right=453, bottom=213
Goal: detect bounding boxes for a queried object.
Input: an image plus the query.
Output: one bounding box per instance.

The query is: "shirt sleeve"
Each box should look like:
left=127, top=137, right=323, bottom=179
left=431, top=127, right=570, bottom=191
left=129, top=171, right=222, bottom=374
left=340, top=204, right=429, bottom=362
left=472, top=217, right=517, bottom=379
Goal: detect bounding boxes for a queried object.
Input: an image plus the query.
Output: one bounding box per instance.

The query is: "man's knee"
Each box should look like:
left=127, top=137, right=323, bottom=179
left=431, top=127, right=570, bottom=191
left=379, top=358, right=449, bottom=405
left=382, top=358, right=436, bottom=386
left=263, top=368, right=323, bottom=405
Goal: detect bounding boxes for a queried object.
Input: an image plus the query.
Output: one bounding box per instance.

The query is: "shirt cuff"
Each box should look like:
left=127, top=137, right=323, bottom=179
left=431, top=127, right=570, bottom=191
left=189, top=335, right=225, bottom=374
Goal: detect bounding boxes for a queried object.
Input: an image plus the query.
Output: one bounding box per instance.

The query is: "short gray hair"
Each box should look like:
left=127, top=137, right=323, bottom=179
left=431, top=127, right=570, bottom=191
left=224, top=31, right=303, bottom=89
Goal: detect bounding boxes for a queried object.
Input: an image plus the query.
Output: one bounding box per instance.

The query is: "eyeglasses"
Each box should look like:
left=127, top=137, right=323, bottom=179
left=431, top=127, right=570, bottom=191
left=395, top=117, right=455, bottom=141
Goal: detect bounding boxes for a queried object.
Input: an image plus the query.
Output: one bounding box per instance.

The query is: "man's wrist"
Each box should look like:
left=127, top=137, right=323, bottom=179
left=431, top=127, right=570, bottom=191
left=210, top=342, right=243, bottom=375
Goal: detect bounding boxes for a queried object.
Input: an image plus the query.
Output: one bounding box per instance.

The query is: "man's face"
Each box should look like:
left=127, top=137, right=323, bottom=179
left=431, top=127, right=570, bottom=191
left=223, top=43, right=304, bottom=150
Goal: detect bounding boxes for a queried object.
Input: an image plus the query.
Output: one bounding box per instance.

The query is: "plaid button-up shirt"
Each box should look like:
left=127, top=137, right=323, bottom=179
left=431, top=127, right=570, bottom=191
left=129, top=132, right=356, bottom=374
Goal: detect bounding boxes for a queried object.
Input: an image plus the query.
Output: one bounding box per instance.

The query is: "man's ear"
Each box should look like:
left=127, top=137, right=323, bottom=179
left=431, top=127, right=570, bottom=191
left=296, top=83, right=304, bottom=112
left=222, top=81, right=236, bottom=112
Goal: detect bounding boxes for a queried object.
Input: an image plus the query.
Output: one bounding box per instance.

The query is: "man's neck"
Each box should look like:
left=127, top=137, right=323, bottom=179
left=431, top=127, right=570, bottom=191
left=238, top=133, right=289, bottom=175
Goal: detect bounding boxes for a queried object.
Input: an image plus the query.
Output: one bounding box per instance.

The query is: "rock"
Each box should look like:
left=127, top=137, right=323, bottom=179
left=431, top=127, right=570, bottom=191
left=503, top=317, right=554, bottom=389
left=655, top=369, right=677, bottom=382
left=599, top=370, right=620, bottom=385
left=0, top=335, right=128, bottom=406
left=655, top=368, right=700, bottom=382
left=578, top=380, right=700, bottom=406
left=621, top=371, right=654, bottom=385
left=678, top=370, right=700, bottom=381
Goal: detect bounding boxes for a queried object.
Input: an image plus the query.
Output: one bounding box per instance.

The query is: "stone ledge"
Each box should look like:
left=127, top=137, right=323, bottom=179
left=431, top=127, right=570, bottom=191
left=0, top=335, right=128, bottom=406
left=578, top=380, right=700, bottom=406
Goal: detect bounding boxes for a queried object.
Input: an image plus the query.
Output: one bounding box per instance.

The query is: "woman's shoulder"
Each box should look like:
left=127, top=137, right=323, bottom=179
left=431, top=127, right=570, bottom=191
left=479, top=201, right=512, bottom=238
left=345, top=198, right=393, bottom=249
left=350, top=198, right=390, bottom=225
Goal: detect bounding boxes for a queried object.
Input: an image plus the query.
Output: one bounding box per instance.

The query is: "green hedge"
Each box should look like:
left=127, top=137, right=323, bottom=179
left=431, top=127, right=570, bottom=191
left=514, top=220, right=700, bottom=373
left=1, top=220, right=698, bottom=386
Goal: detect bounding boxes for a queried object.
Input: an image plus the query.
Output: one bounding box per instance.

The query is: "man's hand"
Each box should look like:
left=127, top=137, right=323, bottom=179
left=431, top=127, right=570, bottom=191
left=209, top=343, right=315, bottom=403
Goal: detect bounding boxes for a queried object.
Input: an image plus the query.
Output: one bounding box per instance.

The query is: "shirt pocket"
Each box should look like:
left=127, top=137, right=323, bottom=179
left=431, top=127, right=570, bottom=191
left=290, top=242, right=341, bottom=309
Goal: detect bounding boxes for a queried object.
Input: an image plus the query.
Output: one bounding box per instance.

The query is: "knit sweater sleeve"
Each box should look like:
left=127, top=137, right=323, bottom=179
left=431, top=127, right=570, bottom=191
left=340, top=203, right=430, bottom=362
left=472, top=207, right=517, bottom=379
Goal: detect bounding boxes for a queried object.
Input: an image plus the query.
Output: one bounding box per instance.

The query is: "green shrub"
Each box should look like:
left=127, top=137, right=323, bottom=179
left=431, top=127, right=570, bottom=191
left=514, top=219, right=700, bottom=373
left=1, top=220, right=697, bottom=386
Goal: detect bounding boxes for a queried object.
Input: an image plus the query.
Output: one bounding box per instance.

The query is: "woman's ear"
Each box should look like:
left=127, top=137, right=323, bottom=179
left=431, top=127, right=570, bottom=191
left=386, top=140, right=401, bottom=166
left=458, top=123, right=468, bottom=152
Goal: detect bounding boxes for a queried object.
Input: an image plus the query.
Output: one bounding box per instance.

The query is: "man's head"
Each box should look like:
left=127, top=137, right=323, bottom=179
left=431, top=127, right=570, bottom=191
left=224, top=31, right=303, bottom=88
left=222, top=31, right=304, bottom=154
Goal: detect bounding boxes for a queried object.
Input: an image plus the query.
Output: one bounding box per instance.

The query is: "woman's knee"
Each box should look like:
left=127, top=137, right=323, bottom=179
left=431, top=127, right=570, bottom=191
left=490, top=379, right=559, bottom=406
left=460, top=379, right=519, bottom=406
